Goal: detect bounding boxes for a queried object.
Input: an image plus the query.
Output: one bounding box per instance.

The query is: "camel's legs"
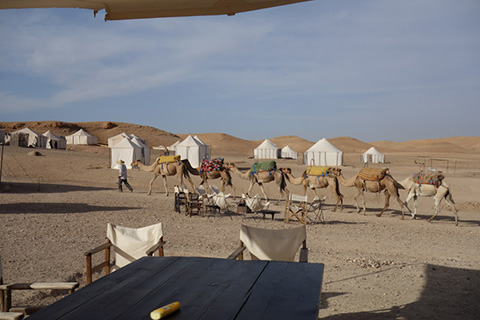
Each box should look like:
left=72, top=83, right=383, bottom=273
left=328, top=182, right=343, bottom=212
left=403, top=190, right=417, bottom=219
left=444, top=193, right=459, bottom=226
left=162, top=175, right=169, bottom=196
left=354, top=189, right=364, bottom=214
left=377, top=192, right=391, bottom=217
left=147, top=174, right=159, bottom=196
left=257, top=182, right=269, bottom=202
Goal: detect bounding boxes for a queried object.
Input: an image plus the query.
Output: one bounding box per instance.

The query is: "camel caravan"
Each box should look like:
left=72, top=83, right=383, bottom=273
left=114, top=133, right=458, bottom=226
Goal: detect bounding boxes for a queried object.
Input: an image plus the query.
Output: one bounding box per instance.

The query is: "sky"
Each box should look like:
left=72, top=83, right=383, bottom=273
left=0, top=0, right=479, bottom=142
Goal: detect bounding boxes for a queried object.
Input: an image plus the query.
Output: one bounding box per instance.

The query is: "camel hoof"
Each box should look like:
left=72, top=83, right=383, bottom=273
left=376, top=213, right=381, bottom=217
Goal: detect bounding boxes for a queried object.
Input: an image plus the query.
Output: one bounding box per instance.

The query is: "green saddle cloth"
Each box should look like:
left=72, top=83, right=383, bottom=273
left=251, top=161, right=277, bottom=173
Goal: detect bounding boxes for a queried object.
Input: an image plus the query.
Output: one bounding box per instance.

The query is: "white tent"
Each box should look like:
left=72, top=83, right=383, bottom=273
left=131, top=137, right=150, bottom=165
left=11, top=128, right=48, bottom=148
left=281, top=145, right=298, bottom=159
left=66, top=129, right=97, bottom=145
left=303, top=138, right=343, bottom=166
left=108, top=132, right=131, bottom=147
left=361, top=147, right=385, bottom=163
left=43, top=130, right=67, bottom=149
left=175, top=135, right=209, bottom=168
left=254, top=139, right=280, bottom=159
left=110, top=137, right=144, bottom=169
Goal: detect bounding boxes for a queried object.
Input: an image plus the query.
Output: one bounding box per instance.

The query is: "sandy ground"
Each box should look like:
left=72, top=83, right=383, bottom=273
left=1, top=144, right=480, bottom=319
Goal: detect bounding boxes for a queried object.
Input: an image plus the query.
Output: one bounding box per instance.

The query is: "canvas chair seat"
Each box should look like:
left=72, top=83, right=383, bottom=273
left=84, top=223, right=165, bottom=284
left=243, top=194, right=268, bottom=212
left=285, top=193, right=308, bottom=224
left=228, top=225, right=308, bottom=262
left=0, top=257, right=78, bottom=315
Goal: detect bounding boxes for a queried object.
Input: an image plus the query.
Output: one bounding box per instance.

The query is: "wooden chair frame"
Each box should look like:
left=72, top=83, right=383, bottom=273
left=0, top=261, right=78, bottom=315
left=284, top=193, right=308, bottom=224
left=185, top=192, right=204, bottom=217
left=84, top=237, right=165, bottom=285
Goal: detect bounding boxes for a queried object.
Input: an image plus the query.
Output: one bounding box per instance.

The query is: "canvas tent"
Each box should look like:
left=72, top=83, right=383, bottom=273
left=108, top=132, right=131, bottom=147
left=175, top=135, right=209, bottom=168
left=110, top=138, right=145, bottom=169
left=43, top=130, right=67, bottom=149
left=281, top=145, right=298, bottom=159
left=362, top=147, right=385, bottom=164
left=11, top=128, right=48, bottom=148
left=66, top=129, right=97, bottom=145
left=304, top=138, right=343, bottom=166
left=131, top=137, right=150, bottom=164
left=254, top=139, right=280, bottom=159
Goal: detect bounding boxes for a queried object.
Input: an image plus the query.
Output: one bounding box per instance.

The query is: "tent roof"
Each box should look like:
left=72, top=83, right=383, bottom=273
left=363, top=146, right=384, bottom=155
left=169, top=140, right=181, bottom=148
left=67, top=128, right=94, bottom=137
left=13, top=127, right=41, bottom=136
left=0, top=0, right=309, bottom=21
left=111, top=137, right=141, bottom=149
left=256, top=139, right=279, bottom=150
left=43, top=130, right=64, bottom=140
left=281, top=145, right=297, bottom=153
left=131, top=137, right=147, bottom=148
left=177, top=135, right=202, bottom=147
left=193, top=135, right=206, bottom=145
left=306, top=138, right=342, bottom=153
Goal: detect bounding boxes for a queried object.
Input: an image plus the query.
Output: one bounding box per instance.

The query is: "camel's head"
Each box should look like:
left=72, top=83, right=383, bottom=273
left=131, top=160, right=141, bottom=168
left=225, top=162, right=236, bottom=170
left=280, top=167, right=292, bottom=174
left=330, top=167, right=342, bottom=176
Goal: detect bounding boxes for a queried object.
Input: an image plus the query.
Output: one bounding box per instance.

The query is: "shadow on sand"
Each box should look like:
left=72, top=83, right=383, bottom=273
left=0, top=202, right=140, bottom=215
left=319, top=264, right=480, bottom=319
left=0, top=182, right=111, bottom=194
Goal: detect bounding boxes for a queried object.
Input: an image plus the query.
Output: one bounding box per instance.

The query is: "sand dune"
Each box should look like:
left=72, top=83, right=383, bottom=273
left=1, top=121, right=479, bottom=156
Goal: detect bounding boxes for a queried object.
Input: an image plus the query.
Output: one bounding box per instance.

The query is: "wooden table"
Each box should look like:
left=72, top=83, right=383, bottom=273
left=28, top=256, right=324, bottom=320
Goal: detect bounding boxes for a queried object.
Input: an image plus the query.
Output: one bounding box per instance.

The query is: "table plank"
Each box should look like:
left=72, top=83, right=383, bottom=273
left=235, top=260, right=324, bottom=320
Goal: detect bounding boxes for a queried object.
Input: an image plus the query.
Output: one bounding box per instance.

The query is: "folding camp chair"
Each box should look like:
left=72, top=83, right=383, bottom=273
left=228, top=225, right=308, bottom=262
left=307, top=196, right=326, bottom=224
left=84, top=223, right=165, bottom=284
left=0, top=257, right=78, bottom=316
left=174, top=185, right=187, bottom=213
left=284, top=193, right=308, bottom=224
left=185, top=191, right=204, bottom=217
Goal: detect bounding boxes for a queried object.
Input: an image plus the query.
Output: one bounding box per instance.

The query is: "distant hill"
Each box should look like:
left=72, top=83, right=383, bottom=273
left=1, top=121, right=479, bottom=155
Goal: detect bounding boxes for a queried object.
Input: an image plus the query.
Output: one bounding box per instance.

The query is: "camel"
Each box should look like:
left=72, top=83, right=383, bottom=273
left=225, top=162, right=289, bottom=203
left=282, top=168, right=343, bottom=212
left=333, top=168, right=409, bottom=219
left=182, top=159, right=237, bottom=199
left=131, top=159, right=195, bottom=196
left=398, top=175, right=458, bottom=225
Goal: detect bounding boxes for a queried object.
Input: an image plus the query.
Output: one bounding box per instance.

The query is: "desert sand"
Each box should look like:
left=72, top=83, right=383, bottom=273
left=1, top=121, right=479, bottom=319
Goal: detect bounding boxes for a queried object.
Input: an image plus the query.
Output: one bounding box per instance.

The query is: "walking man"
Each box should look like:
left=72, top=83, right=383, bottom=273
left=117, top=160, right=133, bottom=192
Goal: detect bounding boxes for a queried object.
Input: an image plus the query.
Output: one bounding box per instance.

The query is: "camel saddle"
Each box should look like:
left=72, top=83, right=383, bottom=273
left=200, top=158, right=224, bottom=173
left=412, top=171, right=444, bottom=187
left=157, top=155, right=181, bottom=164
left=358, top=168, right=388, bottom=181
left=305, top=166, right=330, bottom=177
left=251, top=161, right=277, bottom=173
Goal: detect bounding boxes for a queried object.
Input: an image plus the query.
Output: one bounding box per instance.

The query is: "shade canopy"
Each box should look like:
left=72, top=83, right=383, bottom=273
left=303, top=138, right=343, bottom=166
left=254, top=139, right=280, bottom=159
left=0, top=0, right=310, bottom=21
left=362, top=147, right=385, bottom=163
left=11, top=127, right=48, bottom=148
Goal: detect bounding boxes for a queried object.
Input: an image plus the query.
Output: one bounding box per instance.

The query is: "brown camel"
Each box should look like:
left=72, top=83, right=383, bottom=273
left=183, top=159, right=236, bottom=199
left=282, top=167, right=343, bottom=212
left=131, top=159, right=195, bottom=196
left=333, top=168, right=409, bottom=219
left=398, top=175, right=458, bottom=225
left=225, top=162, right=289, bottom=203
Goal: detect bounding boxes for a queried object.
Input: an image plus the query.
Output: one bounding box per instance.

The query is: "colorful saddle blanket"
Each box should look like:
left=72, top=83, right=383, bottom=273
left=305, top=166, right=330, bottom=177
left=251, top=161, right=277, bottom=173
left=358, top=168, right=388, bottom=181
left=157, top=155, right=180, bottom=164
left=412, top=171, right=444, bottom=187
left=200, top=158, right=224, bottom=173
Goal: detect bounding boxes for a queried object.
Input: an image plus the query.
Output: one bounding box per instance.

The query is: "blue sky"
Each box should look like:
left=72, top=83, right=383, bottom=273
left=1, top=0, right=479, bottom=142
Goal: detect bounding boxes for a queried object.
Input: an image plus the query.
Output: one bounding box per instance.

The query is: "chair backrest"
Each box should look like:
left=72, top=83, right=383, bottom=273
left=239, top=225, right=307, bottom=262
left=211, top=185, right=220, bottom=195
left=213, top=192, right=230, bottom=209
left=243, top=194, right=264, bottom=212
left=289, top=193, right=308, bottom=203
left=107, top=223, right=163, bottom=270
